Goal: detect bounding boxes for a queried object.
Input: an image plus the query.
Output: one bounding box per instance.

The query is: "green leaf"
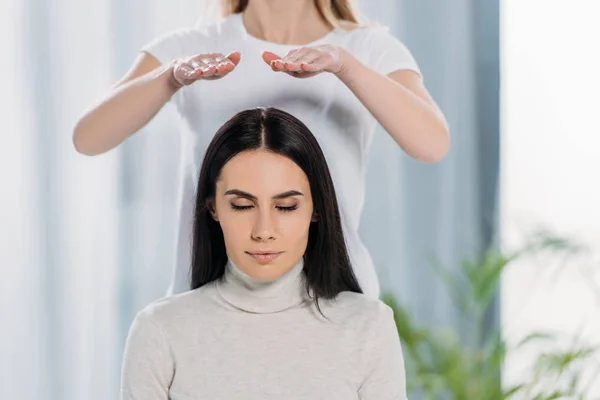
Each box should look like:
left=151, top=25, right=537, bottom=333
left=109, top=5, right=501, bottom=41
left=515, top=332, right=558, bottom=349
left=534, top=347, right=597, bottom=376
left=502, top=384, right=524, bottom=398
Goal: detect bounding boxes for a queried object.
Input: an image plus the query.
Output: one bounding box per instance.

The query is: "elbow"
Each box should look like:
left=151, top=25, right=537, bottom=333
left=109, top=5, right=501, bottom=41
left=72, top=121, right=98, bottom=156
left=416, top=126, right=450, bottom=163
left=72, top=127, right=89, bottom=156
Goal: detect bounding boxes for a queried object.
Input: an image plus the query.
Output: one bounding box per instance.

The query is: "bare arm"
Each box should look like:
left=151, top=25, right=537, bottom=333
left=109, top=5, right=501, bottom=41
left=337, top=56, right=450, bottom=163
left=72, top=53, right=177, bottom=156
left=72, top=51, right=240, bottom=156
left=263, top=46, right=450, bottom=163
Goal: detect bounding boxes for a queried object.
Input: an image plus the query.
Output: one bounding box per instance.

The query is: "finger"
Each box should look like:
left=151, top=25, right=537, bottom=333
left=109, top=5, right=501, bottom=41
left=272, top=49, right=299, bottom=71
left=300, top=55, right=329, bottom=72
left=261, top=50, right=281, bottom=64
left=262, top=51, right=283, bottom=71
left=215, top=61, right=235, bottom=75
left=282, top=48, right=312, bottom=71
left=270, top=59, right=287, bottom=71
left=175, top=57, right=202, bottom=76
left=189, top=57, right=207, bottom=70
left=281, top=48, right=311, bottom=71
left=190, top=53, right=218, bottom=67
left=283, top=61, right=303, bottom=72
left=211, top=54, right=237, bottom=76
left=192, top=55, right=219, bottom=75
left=196, top=53, right=238, bottom=78
left=226, top=51, right=242, bottom=66
left=188, top=59, right=211, bottom=78
left=295, top=52, right=323, bottom=70
left=200, top=64, right=220, bottom=78
left=217, top=53, right=238, bottom=73
left=282, top=48, right=310, bottom=64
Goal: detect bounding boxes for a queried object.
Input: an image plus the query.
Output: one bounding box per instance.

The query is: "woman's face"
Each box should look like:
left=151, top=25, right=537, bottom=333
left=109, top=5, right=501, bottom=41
left=212, top=149, right=316, bottom=280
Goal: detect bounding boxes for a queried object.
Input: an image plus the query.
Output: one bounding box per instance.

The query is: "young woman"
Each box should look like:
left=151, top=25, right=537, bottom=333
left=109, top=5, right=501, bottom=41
left=120, top=107, right=406, bottom=399
left=73, top=0, right=449, bottom=298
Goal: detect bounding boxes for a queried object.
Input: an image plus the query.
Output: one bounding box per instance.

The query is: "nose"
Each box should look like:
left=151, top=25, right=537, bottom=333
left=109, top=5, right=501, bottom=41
left=251, top=209, right=276, bottom=242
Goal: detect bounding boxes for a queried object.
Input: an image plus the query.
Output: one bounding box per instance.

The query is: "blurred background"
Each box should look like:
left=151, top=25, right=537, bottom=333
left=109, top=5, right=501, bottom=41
left=2, top=0, right=600, bottom=399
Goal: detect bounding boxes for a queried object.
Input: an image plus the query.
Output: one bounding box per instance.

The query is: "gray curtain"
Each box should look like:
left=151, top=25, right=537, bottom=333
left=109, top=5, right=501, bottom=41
left=358, top=0, right=500, bottom=331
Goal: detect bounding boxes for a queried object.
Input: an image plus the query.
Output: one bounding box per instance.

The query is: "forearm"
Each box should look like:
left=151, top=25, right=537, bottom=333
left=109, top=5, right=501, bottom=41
left=73, top=64, right=179, bottom=156
left=336, top=56, right=449, bottom=163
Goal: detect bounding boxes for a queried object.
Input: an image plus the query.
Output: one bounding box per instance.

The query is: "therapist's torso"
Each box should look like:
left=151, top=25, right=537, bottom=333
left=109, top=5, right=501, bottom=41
left=141, top=13, right=422, bottom=298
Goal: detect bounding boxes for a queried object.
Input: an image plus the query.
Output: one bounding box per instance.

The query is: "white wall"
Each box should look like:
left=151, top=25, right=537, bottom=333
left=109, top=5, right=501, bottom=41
left=501, top=0, right=600, bottom=395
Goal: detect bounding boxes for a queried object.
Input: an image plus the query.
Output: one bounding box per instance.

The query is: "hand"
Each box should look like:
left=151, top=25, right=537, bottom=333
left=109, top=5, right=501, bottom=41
left=171, top=51, right=241, bottom=87
left=261, top=45, right=346, bottom=79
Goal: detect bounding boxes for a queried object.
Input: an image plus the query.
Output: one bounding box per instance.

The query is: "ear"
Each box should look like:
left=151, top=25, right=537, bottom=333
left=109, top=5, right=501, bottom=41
left=311, top=212, right=319, bottom=222
left=208, top=198, right=219, bottom=221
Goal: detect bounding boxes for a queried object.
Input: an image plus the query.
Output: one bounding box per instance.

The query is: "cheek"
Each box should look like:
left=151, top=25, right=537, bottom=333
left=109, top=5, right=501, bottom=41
left=279, top=211, right=313, bottom=241
left=216, top=209, right=252, bottom=245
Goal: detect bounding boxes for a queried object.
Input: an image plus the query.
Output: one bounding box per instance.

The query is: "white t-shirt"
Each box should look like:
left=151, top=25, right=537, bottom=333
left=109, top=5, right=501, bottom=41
left=142, top=13, right=421, bottom=298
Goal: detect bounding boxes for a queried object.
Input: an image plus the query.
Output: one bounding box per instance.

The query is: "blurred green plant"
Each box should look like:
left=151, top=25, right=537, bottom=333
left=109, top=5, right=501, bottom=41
left=382, top=229, right=600, bottom=400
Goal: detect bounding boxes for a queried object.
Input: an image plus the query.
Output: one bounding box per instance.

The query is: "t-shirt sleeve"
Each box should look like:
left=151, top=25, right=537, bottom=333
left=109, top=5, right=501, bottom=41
left=358, top=303, right=408, bottom=400
left=120, top=307, right=174, bottom=400
left=141, top=28, right=202, bottom=66
left=139, top=28, right=207, bottom=108
left=365, top=26, right=421, bottom=78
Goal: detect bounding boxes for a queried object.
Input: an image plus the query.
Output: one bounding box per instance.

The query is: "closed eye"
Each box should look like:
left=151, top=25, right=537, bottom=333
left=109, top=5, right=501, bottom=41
left=230, top=204, right=298, bottom=212
left=231, top=204, right=252, bottom=211
left=277, top=205, right=297, bottom=212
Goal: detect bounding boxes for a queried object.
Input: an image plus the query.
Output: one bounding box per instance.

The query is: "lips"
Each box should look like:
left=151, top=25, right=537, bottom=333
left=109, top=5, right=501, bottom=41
left=246, top=251, right=283, bottom=264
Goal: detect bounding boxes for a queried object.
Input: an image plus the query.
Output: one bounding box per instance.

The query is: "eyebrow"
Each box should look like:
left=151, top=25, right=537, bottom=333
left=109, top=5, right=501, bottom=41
left=224, top=189, right=304, bottom=200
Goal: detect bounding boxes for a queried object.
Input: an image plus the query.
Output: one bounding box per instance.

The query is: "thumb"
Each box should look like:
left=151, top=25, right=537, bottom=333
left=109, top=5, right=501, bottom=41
left=225, top=51, right=242, bottom=65
left=261, top=51, right=281, bottom=65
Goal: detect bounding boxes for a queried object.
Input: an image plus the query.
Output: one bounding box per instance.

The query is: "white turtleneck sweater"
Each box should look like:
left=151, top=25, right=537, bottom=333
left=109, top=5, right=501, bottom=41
left=120, top=259, right=407, bottom=400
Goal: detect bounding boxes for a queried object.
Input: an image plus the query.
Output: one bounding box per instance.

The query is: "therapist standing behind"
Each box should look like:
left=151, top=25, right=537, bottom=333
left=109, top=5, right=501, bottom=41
left=72, top=0, right=450, bottom=299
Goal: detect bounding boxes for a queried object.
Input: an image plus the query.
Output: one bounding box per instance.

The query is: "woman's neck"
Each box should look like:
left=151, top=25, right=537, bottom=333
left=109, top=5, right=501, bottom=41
left=242, top=0, right=332, bottom=45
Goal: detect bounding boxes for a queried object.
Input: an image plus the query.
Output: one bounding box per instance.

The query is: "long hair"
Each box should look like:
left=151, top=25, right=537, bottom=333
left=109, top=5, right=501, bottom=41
left=220, top=0, right=363, bottom=29
left=190, top=108, right=363, bottom=307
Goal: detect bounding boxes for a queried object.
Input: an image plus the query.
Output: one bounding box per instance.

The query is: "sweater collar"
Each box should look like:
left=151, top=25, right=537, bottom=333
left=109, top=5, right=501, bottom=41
left=216, top=258, right=310, bottom=314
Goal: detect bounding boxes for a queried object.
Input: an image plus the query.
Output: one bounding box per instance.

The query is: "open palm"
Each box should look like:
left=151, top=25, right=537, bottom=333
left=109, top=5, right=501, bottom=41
left=262, top=45, right=344, bottom=79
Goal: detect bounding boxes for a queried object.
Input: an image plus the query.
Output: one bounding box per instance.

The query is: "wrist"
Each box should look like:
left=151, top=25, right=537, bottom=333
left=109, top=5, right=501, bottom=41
left=333, top=49, right=361, bottom=82
left=160, top=63, right=184, bottom=93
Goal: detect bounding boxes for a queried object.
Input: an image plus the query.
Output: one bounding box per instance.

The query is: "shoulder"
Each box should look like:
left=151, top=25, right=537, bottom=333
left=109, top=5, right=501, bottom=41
left=163, top=13, right=239, bottom=39
left=335, top=22, right=402, bottom=48
left=143, top=23, right=217, bottom=50
left=141, top=14, right=240, bottom=61
left=322, top=291, right=395, bottom=331
left=133, top=283, right=218, bottom=327
left=333, top=23, right=420, bottom=75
